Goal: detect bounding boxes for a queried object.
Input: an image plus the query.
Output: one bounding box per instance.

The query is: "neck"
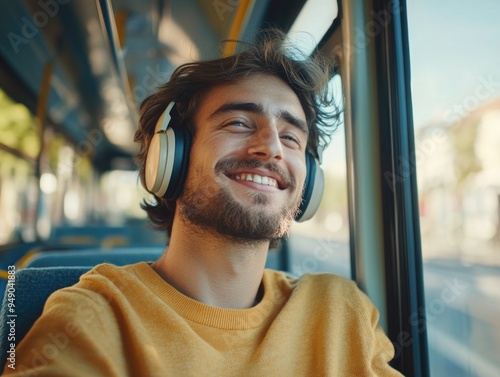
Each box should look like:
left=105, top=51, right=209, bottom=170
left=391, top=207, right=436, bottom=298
left=152, top=216, right=269, bottom=309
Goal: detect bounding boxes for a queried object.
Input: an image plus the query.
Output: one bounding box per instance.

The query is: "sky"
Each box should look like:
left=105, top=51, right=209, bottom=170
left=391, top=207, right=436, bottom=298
left=406, top=0, right=500, bottom=127
left=290, top=0, right=500, bottom=177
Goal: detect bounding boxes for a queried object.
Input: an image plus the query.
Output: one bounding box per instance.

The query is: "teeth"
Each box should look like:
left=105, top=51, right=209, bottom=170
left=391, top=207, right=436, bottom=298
left=233, top=173, right=278, bottom=187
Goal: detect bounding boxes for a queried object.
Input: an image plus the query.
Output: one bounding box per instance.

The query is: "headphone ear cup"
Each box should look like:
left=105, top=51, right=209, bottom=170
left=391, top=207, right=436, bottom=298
left=145, top=127, right=191, bottom=200
left=296, top=152, right=325, bottom=222
left=145, top=132, right=168, bottom=195
left=165, top=127, right=191, bottom=200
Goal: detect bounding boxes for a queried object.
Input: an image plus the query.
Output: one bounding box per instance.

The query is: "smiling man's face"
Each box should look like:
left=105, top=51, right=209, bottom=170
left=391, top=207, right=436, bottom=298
left=177, top=73, right=308, bottom=242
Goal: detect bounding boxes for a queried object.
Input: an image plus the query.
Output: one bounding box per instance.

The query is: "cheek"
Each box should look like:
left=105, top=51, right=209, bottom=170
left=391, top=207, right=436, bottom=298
left=289, top=155, right=308, bottom=190
left=189, top=137, right=216, bottom=168
left=299, top=169, right=308, bottom=192
left=185, top=146, right=209, bottom=184
left=191, top=133, right=232, bottom=161
left=187, top=139, right=226, bottom=184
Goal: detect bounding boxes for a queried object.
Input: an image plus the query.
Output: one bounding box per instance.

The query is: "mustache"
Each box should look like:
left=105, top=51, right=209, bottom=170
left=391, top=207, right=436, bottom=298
left=215, top=157, right=296, bottom=189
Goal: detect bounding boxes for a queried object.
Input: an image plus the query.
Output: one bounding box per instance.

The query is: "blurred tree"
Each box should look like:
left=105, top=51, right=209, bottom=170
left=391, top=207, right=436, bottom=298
left=450, top=111, right=482, bottom=185
left=0, top=89, right=40, bottom=158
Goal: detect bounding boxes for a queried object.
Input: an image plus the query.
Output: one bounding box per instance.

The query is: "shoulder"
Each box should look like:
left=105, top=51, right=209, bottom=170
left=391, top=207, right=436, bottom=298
left=82, top=261, right=149, bottom=280
left=269, top=270, right=379, bottom=322
left=44, top=262, right=152, bottom=309
left=296, top=271, right=357, bottom=289
left=284, top=271, right=362, bottom=299
left=265, top=269, right=359, bottom=295
left=75, top=262, right=152, bottom=290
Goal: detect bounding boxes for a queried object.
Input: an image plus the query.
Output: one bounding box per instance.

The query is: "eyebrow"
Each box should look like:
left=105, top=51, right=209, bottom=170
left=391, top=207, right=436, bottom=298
left=208, top=102, right=308, bottom=135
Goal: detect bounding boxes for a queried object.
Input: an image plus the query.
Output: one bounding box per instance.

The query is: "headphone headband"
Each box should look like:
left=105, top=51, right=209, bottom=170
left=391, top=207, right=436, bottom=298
left=155, top=102, right=176, bottom=133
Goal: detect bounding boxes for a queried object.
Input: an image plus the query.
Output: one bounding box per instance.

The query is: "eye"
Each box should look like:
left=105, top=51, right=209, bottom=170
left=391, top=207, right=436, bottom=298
left=223, top=119, right=252, bottom=131
left=281, top=133, right=302, bottom=149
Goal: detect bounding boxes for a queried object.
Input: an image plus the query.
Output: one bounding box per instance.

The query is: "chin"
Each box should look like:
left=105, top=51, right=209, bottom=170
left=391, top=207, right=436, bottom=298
left=179, top=180, right=299, bottom=241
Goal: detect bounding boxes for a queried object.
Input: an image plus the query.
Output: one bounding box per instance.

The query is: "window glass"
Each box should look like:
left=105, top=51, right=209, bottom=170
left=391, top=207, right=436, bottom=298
left=288, top=75, right=350, bottom=279
left=407, top=1, right=500, bottom=375
left=0, top=90, right=39, bottom=245
left=0, top=150, right=37, bottom=244
left=36, top=133, right=95, bottom=237
left=99, top=170, right=148, bottom=225
left=0, top=89, right=40, bottom=158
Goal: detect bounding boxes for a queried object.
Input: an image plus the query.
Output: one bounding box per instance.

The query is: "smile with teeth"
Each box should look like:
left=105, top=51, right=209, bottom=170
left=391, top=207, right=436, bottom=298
left=232, top=173, right=278, bottom=188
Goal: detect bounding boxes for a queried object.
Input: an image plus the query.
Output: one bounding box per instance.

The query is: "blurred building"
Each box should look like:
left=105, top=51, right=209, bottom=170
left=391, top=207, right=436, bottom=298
left=416, top=99, right=500, bottom=258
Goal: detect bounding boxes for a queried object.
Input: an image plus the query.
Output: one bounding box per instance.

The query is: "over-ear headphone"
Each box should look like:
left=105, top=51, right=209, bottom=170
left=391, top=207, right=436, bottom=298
left=297, top=151, right=324, bottom=222
left=144, top=102, right=324, bottom=222
left=145, top=102, right=191, bottom=200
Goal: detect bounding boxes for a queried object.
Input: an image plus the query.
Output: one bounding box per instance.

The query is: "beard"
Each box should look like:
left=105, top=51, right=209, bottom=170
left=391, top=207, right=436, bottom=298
left=177, top=157, right=303, bottom=243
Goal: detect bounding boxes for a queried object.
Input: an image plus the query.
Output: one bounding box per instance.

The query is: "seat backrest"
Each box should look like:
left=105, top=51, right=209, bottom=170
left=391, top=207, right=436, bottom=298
left=23, top=247, right=163, bottom=268
left=0, top=267, right=90, bottom=368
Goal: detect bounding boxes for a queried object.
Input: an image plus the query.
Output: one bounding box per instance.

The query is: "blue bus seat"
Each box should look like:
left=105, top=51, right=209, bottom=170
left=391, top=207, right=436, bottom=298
left=51, top=225, right=167, bottom=246
left=0, top=247, right=165, bottom=369
left=22, top=247, right=164, bottom=268
left=0, top=267, right=90, bottom=370
left=0, top=243, right=97, bottom=298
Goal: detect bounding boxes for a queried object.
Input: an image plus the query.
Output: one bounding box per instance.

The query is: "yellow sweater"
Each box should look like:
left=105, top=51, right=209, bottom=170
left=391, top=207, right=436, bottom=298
left=6, top=263, right=403, bottom=376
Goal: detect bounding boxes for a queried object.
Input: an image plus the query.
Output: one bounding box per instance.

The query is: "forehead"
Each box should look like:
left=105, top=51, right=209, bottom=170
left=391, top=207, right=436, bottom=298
left=194, top=74, right=306, bottom=123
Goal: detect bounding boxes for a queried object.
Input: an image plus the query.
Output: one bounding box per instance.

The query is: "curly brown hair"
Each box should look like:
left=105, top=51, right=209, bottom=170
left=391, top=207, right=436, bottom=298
left=134, top=29, right=341, bottom=236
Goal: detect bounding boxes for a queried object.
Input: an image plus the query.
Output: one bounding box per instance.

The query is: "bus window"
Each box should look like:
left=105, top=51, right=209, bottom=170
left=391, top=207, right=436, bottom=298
left=0, top=150, right=37, bottom=244
left=407, top=1, right=500, bottom=375
left=289, top=75, right=350, bottom=279
left=99, top=170, right=148, bottom=225
left=0, top=90, right=39, bottom=158
left=0, top=90, right=39, bottom=244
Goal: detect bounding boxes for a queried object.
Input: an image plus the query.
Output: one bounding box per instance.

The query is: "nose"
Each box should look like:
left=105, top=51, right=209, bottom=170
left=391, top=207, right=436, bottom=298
left=247, top=126, right=283, bottom=161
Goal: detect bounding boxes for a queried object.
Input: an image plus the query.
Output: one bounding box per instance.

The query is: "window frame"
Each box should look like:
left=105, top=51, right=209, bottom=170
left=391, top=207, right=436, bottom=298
left=321, top=1, right=430, bottom=375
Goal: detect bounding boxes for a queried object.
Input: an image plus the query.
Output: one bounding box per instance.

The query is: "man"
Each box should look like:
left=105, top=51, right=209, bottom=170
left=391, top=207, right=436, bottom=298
left=5, top=30, right=403, bottom=376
